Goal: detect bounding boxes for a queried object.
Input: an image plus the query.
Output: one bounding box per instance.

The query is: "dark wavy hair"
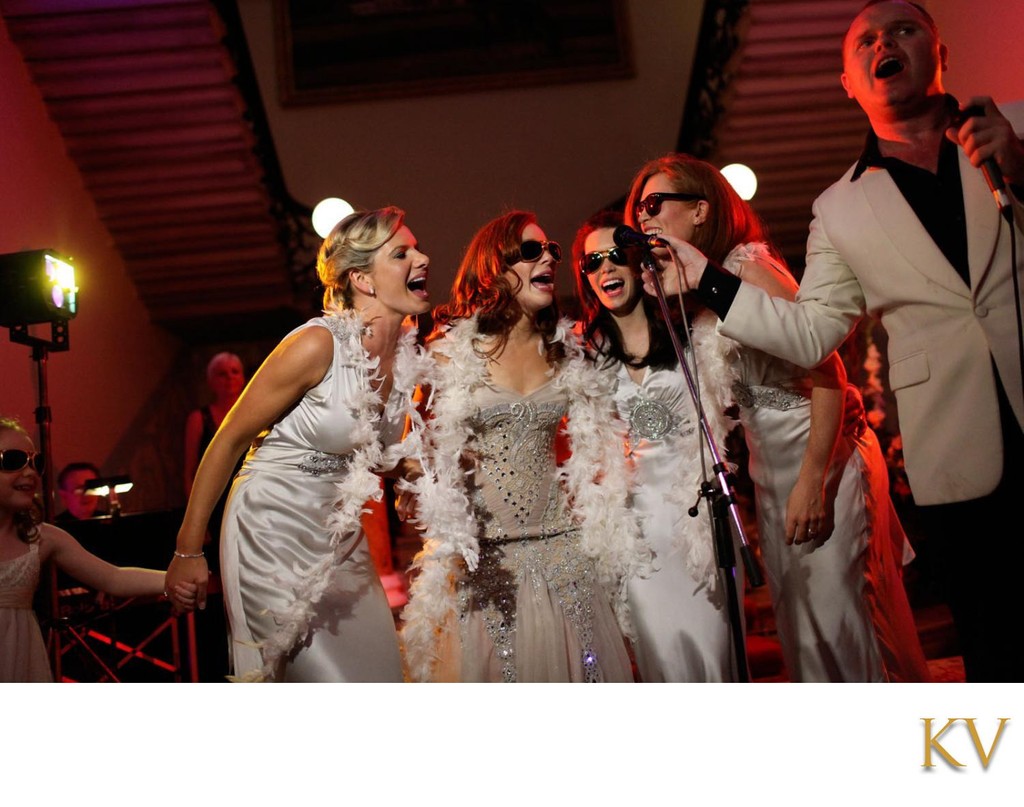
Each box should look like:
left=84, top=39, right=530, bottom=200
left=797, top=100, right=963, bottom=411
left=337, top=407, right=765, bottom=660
left=1, top=416, right=43, bottom=544
left=570, top=209, right=677, bottom=371
left=431, top=210, right=564, bottom=363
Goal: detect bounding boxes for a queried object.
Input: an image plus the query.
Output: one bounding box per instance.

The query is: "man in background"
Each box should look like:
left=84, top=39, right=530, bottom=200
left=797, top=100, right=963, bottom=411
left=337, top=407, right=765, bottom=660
left=56, top=461, right=106, bottom=522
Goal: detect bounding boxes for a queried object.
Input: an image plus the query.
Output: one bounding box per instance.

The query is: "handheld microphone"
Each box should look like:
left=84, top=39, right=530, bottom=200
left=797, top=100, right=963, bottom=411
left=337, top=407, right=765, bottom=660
left=956, top=105, right=1013, bottom=218
left=613, top=224, right=669, bottom=250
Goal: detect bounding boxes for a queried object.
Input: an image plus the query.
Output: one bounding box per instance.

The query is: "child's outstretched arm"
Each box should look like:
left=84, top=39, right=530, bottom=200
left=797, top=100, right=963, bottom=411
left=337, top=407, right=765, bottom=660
left=40, top=524, right=196, bottom=609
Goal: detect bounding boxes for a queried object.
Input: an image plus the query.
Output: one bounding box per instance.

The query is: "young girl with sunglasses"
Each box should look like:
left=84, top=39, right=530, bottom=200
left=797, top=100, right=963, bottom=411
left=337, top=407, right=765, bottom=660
left=400, top=210, right=649, bottom=682
left=572, top=209, right=740, bottom=682
left=624, top=153, right=929, bottom=682
left=1, top=416, right=194, bottom=682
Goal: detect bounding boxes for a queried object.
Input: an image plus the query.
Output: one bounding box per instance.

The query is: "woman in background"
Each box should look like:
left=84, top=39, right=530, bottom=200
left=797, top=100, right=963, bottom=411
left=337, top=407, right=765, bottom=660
left=183, top=351, right=246, bottom=562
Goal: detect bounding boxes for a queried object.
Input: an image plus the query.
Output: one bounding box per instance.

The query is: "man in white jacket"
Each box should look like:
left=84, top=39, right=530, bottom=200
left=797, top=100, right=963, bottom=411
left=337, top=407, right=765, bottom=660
left=653, top=1, right=1024, bottom=681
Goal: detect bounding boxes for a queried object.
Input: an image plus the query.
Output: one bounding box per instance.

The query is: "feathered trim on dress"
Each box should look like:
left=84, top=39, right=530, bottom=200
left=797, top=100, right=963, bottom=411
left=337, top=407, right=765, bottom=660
left=583, top=308, right=740, bottom=593
left=236, top=307, right=429, bottom=682
left=399, top=314, right=652, bottom=682
left=689, top=241, right=782, bottom=419
left=651, top=315, right=740, bottom=593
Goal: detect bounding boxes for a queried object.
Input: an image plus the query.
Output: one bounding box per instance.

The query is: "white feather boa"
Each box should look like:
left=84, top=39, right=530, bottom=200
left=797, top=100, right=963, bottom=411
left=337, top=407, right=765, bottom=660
left=239, top=308, right=431, bottom=682
left=678, top=241, right=784, bottom=587
left=399, top=315, right=652, bottom=682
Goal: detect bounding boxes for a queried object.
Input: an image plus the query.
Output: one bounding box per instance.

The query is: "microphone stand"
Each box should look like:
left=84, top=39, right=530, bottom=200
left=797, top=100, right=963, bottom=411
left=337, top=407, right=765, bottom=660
left=640, top=251, right=763, bottom=683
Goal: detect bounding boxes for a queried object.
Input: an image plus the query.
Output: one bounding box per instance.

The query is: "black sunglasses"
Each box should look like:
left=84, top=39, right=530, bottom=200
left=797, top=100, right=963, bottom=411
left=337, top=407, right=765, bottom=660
left=634, top=192, right=705, bottom=219
left=579, top=247, right=630, bottom=276
left=0, top=449, right=45, bottom=474
left=513, top=239, right=561, bottom=264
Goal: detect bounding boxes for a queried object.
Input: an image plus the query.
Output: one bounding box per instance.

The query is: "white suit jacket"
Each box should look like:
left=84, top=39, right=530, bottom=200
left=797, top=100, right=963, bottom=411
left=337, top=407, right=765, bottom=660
left=721, top=146, right=1024, bottom=505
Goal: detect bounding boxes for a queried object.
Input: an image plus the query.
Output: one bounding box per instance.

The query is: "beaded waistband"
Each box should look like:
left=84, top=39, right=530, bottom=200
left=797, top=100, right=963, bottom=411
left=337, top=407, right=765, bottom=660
left=297, top=450, right=350, bottom=476
left=477, top=527, right=579, bottom=547
left=732, top=381, right=809, bottom=411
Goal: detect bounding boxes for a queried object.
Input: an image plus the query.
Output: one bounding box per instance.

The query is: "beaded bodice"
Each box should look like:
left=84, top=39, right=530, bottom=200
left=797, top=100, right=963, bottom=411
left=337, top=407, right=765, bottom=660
left=455, top=379, right=601, bottom=682
left=467, top=384, right=575, bottom=542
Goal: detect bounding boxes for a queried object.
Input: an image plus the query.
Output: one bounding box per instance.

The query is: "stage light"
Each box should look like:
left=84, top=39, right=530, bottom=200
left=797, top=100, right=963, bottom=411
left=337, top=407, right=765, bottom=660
left=0, top=249, right=78, bottom=326
left=720, top=163, right=758, bottom=201
left=83, top=475, right=134, bottom=518
left=312, top=197, right=355, bottom=238
left=83, top=476, right=134, bottom=497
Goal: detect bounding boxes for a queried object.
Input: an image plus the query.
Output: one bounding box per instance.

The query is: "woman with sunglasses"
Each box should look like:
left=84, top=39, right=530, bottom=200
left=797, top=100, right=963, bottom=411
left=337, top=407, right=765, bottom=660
left=1, top=416, right=193, bottom=682
left=166, top=207, right=432, bottom=682
left=572, top=209, right=740, bottom=682
left=400, top=210, right=648, bottom=682
left=626, top=153, right=929, bottom=682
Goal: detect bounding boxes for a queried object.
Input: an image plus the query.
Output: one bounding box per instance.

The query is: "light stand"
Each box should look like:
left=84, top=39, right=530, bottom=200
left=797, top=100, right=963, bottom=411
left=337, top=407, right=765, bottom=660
left=641, top=250, right=764, bottom=683
left=2, top=249, right=80, bottom=679
left=8, top=321, right=72, bottom=680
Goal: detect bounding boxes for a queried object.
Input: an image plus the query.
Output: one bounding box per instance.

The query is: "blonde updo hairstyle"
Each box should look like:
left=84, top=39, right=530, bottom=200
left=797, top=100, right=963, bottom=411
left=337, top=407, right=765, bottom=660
left=316, top=206, right=405, bottom=312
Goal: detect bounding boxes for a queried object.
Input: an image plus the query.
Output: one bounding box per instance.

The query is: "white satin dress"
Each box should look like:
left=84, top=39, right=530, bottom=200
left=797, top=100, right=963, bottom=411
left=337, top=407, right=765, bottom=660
left=733, top=346, right=929, bottom=682
left=614, top=362, right=739, bottom=682
left=0, top=542, right=52, bottom=682
left=712, top=242, right=930, bottom=682
left=220, top=316, right=405, bottom=682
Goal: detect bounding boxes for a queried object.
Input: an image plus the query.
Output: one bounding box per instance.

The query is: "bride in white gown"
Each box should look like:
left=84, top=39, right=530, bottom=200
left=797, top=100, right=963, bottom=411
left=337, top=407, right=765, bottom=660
left=166, top=207, right=432, bottom=682
left=400, top=210, right=649, bottom=682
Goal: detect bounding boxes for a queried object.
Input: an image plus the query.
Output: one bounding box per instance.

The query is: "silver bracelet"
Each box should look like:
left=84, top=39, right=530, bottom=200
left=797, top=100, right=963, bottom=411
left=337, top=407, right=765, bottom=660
left=173, top=550, right=205, bottom=559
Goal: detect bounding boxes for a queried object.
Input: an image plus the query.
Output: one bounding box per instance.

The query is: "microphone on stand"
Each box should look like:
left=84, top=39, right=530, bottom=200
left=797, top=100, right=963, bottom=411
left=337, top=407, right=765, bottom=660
left=613, top=224, right=669, bottom=250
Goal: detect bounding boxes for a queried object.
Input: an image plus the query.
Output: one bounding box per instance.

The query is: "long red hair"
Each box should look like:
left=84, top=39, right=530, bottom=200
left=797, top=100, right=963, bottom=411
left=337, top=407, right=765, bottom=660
left=625, top=153, right=780, bottom=266
left=431, top=210, right=563, bottom=361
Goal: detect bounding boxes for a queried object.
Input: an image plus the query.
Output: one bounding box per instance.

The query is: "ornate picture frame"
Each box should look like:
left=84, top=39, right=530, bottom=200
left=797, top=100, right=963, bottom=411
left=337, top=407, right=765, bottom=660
left=275, top=0, right=633, bottom=105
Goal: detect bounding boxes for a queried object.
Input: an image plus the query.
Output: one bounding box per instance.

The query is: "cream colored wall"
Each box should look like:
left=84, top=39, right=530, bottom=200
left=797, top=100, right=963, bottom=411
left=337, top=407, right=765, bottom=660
left=927, top=0, right=1024, bottom=130
left=928, top=0, right=1024, bottom=104
left=0, top=16, right=181, bottom=506
left=238, top=0, right=704, bottom=299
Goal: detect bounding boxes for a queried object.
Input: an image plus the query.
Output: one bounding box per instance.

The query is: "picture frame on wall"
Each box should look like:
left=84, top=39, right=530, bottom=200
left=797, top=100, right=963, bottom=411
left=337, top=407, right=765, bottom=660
left=275, top=0, right=633, bottom=105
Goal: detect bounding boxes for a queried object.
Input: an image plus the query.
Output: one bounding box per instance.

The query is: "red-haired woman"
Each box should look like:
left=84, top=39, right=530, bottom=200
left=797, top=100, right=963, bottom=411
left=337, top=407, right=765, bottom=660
left=400, top=210, right=649, bottom=682
left=628, top=153, right=928, bottom=681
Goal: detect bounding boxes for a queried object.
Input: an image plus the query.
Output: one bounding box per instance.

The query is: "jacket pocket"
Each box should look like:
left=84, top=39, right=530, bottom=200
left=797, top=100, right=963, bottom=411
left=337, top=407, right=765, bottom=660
left=888, top=350, right=929, bottom=391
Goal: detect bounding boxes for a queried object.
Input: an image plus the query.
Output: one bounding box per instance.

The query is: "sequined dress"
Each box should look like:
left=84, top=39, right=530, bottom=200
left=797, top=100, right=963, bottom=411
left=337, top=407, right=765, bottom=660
left=0, top=542, right=53, bottom=682
left=220, top=316, right=405, bottom=682
left=432, top=379, right=633, bottom=682
left=613, top=362, right=738, bottom=682
left=710, top=242, right=930, bottom=682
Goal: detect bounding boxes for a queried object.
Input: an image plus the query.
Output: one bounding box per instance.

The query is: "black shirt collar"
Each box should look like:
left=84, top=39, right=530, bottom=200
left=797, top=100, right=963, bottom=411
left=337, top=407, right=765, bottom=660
left=851, top=94, right=960, bottom=181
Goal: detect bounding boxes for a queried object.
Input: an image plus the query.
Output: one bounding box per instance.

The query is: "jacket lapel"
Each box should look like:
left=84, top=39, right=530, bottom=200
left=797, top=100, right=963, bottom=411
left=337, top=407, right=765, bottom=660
left=857, top=165, right=970, bottom=298
left=959, top=147, right=1001, bottom=294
